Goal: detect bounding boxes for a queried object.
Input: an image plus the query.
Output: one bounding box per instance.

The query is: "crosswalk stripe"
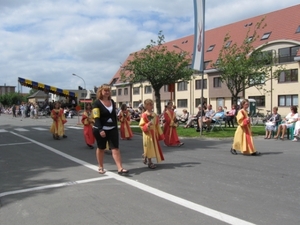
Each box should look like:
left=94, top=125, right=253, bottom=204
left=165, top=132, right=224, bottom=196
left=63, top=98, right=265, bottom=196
left=1, top=126, right=83, bottom=132
left=14, top=128, right=29, bottom=132
left=67, top=126, right=82, bottom=130
left=32, top=127, right=48, bottom=131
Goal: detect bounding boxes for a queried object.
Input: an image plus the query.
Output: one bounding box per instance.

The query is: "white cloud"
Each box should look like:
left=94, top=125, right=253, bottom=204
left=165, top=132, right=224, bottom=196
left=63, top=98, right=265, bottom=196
left=0, top=0, right=299, bottom=94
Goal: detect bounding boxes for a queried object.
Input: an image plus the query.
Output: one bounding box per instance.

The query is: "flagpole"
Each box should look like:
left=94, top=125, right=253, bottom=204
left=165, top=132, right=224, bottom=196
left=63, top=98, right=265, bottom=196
left=200, top=0, right=205, bottom=136
left=192, top=0, right=205, bottom=135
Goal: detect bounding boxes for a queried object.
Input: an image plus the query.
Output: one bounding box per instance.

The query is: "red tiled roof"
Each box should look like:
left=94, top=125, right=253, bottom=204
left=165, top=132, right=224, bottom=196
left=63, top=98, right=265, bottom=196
left=111, top=4, right=300, bottom=84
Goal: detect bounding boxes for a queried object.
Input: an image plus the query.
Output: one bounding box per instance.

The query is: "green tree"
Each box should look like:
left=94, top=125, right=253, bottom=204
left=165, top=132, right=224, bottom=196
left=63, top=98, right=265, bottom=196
left=0, top=92, right=26, bottom=106
left=120, top=31, right=193, bottom=114
left=214, top=18, right=283, bottom=105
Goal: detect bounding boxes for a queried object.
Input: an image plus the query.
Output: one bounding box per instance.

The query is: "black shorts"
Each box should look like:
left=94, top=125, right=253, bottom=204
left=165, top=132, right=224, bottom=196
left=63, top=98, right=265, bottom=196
left=93, top=127, right=119, bottom=150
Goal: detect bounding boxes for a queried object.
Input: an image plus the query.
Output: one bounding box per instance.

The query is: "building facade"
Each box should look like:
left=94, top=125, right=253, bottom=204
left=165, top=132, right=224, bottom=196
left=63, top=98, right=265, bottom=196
left=110, top=5, right=300, bottom=116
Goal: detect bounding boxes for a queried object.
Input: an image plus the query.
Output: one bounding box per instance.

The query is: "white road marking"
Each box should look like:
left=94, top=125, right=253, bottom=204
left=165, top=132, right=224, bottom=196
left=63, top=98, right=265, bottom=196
left=8, top=131, right=256, bottom=225
left=0, top=177, right=111, bottom=198
left=14, top=128, right=29, bottom=132
left=32, top=127, right=48, bottom=131
left=67, top=126, right=83, bottom=130
left=0, top=142, right=31, bottom=147
left=0, top=129, right=7, bottom=132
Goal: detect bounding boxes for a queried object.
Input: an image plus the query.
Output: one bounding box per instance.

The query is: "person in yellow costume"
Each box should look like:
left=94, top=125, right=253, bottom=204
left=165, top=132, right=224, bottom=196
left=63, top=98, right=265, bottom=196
left=139, top=99, right=165, bottom=169
left=50, top=101, right=67, bottom=140
left=231, top=99, right=261, bottom=156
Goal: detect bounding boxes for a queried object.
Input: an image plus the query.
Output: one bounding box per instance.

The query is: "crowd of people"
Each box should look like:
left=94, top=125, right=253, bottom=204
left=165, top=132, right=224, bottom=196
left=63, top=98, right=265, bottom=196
left=4, top=87, right=299, bottom=176
left=0, top=100, right=77, bottom=120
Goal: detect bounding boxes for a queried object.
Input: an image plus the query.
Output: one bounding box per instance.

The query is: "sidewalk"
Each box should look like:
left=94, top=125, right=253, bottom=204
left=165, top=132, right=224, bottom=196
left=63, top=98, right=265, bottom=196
left=0, top=113, right=82, bottom=127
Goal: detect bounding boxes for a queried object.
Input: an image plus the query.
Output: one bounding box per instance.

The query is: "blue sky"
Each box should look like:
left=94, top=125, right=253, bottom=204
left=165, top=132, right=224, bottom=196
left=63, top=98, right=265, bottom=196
left=0, top=0, right=299, bottom=93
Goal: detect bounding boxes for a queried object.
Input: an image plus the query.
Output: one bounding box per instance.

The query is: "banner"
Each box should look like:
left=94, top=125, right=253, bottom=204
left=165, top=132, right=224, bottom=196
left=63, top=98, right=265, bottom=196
left=192, top=0, right=205, bottom=71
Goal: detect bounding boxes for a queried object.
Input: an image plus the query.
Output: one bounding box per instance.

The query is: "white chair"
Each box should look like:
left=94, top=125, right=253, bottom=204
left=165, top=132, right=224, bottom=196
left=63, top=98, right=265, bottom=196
left=210, top=117, right=224, bottom=131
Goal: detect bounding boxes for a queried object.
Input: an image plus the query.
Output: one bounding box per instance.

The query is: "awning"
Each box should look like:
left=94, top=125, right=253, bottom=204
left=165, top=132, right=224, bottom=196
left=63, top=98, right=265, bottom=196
left=18, top=77, right=77, bottom=98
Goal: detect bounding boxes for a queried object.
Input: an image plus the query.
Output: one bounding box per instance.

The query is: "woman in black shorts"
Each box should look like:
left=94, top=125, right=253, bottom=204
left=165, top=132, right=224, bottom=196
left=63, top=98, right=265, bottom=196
left=92, top=84, right=129, bottom=175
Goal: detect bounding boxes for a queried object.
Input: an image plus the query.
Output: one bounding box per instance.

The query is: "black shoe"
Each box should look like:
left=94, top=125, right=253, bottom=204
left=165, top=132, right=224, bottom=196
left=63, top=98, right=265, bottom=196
left=230, top=148, right=237, bottom=155
left=63, top=135, right=67, bottom=138
left=251, top=152, right=261, bottom=156
left=118, top=168, right=129, bottom=175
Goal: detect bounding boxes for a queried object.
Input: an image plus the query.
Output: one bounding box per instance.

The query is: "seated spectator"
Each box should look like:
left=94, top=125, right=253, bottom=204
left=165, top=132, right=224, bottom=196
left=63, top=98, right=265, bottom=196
left=274, top=106, right=298, bottom=140
left=178, top=109, right=189, bottom=123
left=224, top=104, right=237, bottom=128
left=264, top=106, right=281, bottom=139
left=132, top=109, right=141, bottom=122
left=203, top=106, right=224, bottom=131
left=184, top=105, right=204, bottom=128
left=200, top=104, right=215, bottom=130
left=292, top=117, right=300, bottom=142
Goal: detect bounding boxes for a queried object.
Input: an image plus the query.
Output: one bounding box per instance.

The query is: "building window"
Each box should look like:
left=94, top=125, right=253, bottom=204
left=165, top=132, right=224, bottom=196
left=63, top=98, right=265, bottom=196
left=278, top=95, right=298, bottom=107
left=261, top=32, right=271, bottom=40
left=296, top=25, right=300, bottom=33
left=133, top=87, right=140, bottom=95
left=133, top=101, right=139, bottom=108
left=195, top=79, right=207, bottom=89
left=111, top=90, right=116, bottom=96
left=278, top=69, right=298, bottom=83
left=118, top=89, right=122, bottom=96
left=247, top=36, right=253, bottom=42
left=195, top=98, right=207, bottom=108
left=278, top=46, right=300, bottom=63
left=124, top=88, right=128, bottom=96
left=225, top=41, right=232, bottom=48
left=177, top=81, right=188, bottom=91
left=213, top=77, right=222, bottom=88
left=144, top=85, right=152, bottom=94
left=207, top=44, right=215, bottom=52
left=248, top=96, right=265, bottom=107
left=177, top=99, right=188, bottom=108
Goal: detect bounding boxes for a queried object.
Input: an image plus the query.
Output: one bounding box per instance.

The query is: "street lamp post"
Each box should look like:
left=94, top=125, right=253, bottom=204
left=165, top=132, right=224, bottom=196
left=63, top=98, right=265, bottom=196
left=72, top=73, right=86, bottom=112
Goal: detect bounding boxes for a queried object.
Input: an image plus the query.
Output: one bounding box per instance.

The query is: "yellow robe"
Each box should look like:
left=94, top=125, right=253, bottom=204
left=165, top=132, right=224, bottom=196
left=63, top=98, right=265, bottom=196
left=232, top=109, right=256, bottom=154
left=50, top=108, right=66, bottom=137
left=139, top=112, right=165, bottom=163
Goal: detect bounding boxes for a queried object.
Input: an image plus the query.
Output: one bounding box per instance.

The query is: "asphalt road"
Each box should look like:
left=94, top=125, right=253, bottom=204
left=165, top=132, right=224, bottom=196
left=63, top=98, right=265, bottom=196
left=0, top=114, right=300, bottom=225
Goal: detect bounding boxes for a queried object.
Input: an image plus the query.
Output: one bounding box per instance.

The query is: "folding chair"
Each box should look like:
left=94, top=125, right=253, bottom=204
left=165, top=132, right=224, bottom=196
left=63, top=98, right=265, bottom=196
left=210, top=117, right=224, bottom=131
left=287, top=123, right=295, bottom=140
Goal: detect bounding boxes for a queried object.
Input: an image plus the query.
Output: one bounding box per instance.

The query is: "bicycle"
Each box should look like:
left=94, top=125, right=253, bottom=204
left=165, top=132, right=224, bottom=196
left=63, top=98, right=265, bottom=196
left=250, top=108, right=265, bottom=125
left=262, top=109, right=271, bottom=123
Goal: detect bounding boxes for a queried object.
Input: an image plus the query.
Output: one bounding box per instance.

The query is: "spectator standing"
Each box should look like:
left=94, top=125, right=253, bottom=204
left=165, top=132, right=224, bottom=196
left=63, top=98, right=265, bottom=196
left=12, top=104, right=17, bottom=117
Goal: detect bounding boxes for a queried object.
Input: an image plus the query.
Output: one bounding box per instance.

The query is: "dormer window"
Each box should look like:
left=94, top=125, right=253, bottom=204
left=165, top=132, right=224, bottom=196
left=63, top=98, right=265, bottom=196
left=296, top=25, right=300, bottom=33
left=261, top=32, right=272, bottom=40
left=225, top=41, right=232, bottom=48
left=207, top=44, right=215, bottom=52
left=247, top=36, right=253, bottom=42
